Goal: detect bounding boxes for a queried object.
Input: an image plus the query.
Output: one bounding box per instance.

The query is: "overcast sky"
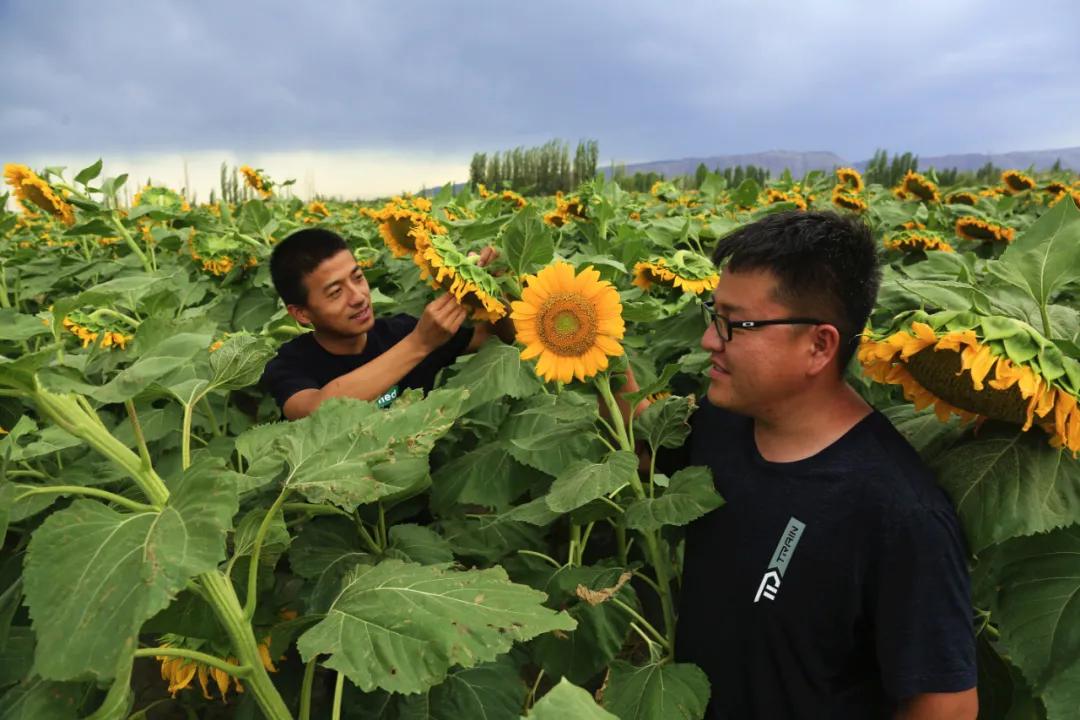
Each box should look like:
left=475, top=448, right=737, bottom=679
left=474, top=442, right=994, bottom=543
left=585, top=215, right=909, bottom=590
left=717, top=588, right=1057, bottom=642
left=3, top=0, right=1078, bottom=198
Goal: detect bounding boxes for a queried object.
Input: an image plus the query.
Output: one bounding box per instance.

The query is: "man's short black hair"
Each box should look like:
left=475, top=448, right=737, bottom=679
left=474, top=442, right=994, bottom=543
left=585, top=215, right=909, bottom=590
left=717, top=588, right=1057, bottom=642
left=711, top=210, right=880, bottom=370
left=270, top=228, right=350, bottom=306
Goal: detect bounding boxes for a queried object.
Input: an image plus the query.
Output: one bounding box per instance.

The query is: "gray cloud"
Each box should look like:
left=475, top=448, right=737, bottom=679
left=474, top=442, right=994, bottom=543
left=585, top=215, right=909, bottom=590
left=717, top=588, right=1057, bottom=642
left=3, top=0, right=1079, bottom=164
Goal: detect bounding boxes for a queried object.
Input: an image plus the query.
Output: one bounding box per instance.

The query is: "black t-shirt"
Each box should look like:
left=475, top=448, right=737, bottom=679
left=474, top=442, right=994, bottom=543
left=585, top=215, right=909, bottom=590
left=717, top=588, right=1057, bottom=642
left=673, top=400, right=976, bottom=719
left=259, top=314, right=473, bottom=411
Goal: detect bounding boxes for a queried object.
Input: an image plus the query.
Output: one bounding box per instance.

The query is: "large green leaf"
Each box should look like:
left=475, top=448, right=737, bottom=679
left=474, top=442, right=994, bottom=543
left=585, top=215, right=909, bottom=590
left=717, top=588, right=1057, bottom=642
left=624, top=467, right=723, bottom=532
left=501, top=205, right=554, bottom=278
left=387, top=523, right=455, bottom=565
left=445, top=342, right=543, bottom=411
left=347, top=657, right=526, bottom=720
left=0, top=310, right=50, bottom=342
left=546, top=451, right=638, bottom=513
left=208, top=333, right=276, bottom=390
left=933, top=426, right=1080, bottom=553
left=501, top=395, right=606, bottom=477
left=996, top=199, right=1080, bottom=319
left=431, top=442, right=542, bottom=513
left=533, top=597, right=631, bottom=685
left=22, top=461, right=238, bottom=680
left=989, top=526, right=1080, bottom=719
left=528, top=678, right=617, bottom=720
left=636, top=395, right=695, bottom=452
left=0, top=677, right=83, bottom=720
left=253, top=390, right=465, bottom=509
left=296, top=559, right=575, bottom=694
left=601, top=660, right=710, bottom=720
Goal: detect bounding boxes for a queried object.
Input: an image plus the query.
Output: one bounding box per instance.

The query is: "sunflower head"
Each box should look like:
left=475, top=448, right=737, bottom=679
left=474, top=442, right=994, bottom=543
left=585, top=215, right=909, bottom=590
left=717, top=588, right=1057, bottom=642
left=955, top=216, right=1015, bottom=244
left=883, top=229, right=955, bottom=254
left=1001, top=169, right=1036, bottom=193
left=499, top=190, right=527, bottom=209
left=831, top=187, right=868, bottom=212
left=764, top=188, right=808, bottom=210
left=239, top=165, right=272, bottom=198
left=307, top=200, right=330, bottom=217
left=835, top=167, right=864, bottom=193
left=3, top=164, right=76, bottom=225
left=632, top=250, right=719, bottom=295
left=860, top=314, right=1080, bottom=453
left=511, top=261, right=625, bottom=383
left=372, top=197, right=445, bottom=258
left=412, top=230, right=506, bottom=320
left=133, top=185, right=189, bottom=212
left=945, top=191, right=978, bottom=206
left=899, top=171, right=940, bottom=203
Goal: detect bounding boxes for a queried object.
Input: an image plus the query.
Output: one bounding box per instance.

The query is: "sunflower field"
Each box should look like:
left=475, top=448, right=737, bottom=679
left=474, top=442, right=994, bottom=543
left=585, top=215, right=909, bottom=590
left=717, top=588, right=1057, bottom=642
left=1, top=159, right=1079, bottom=719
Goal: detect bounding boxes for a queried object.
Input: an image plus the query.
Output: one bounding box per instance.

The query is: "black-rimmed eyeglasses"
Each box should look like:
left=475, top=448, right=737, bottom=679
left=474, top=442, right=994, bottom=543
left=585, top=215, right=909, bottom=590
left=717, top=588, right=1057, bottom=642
left=700, top=298, right=829, bottom=342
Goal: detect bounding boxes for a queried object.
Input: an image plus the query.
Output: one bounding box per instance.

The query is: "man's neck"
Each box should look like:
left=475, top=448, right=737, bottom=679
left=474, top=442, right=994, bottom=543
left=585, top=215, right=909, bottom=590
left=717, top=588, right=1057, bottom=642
left=312, top=327, right=368, bottom=355
left=751, top=383, right=872, bottom=464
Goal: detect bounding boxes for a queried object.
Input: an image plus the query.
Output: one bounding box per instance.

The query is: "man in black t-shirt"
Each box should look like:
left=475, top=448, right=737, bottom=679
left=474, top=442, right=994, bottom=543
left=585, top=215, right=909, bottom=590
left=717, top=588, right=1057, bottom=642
left=658, top=212, right=977, bottom=718
left=259, top=228, right=507, bottom=419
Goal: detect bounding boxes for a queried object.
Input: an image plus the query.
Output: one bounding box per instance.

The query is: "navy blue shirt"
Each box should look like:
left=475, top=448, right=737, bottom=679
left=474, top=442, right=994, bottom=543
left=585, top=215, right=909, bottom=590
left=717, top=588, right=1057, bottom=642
left=259, top=314, right=473, bottom=412
left=673, top=401, right=976, bottom=719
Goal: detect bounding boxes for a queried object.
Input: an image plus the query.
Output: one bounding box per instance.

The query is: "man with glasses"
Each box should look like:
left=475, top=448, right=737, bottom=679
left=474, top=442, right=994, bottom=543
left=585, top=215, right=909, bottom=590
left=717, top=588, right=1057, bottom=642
left=667, top=211, right=977, bottom=718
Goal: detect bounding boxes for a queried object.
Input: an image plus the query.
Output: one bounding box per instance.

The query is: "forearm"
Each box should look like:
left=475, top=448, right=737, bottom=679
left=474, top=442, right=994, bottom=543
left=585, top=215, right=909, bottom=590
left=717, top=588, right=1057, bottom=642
left=317, top=334, right=430, bottom=403
left=894, top=690, right=977, bottom=720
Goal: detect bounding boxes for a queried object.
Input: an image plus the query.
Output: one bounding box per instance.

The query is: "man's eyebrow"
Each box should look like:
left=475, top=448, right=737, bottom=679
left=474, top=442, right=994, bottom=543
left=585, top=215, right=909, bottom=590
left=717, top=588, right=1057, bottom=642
left=322, top=278, right=343, bottom=292
left=717, top=301, right=743, bottom=313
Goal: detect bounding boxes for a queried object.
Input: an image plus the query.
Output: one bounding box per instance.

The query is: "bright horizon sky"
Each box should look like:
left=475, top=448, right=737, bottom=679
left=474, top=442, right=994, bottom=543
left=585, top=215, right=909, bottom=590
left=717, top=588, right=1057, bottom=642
left=4, top=0, right=1079, bottom=200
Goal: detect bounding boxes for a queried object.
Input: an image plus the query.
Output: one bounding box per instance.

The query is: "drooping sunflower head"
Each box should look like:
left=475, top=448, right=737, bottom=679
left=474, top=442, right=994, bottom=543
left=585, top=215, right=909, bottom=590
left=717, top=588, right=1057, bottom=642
left=499, top=189, right=527, bottom=209
left=1001, top=169, right=1036, bottom=193
left=3, top=164, right=76, bottom=225
left=859, top=314, right=1080, bottom=453
left=899, top=170, right=940, bottom=203
left=239, top=165, right=272, bottom=198
left=543, top=192, right=589, bottom=227
left=307, top=200, right=330, bottom=217
left=955, top=216, right=1015, bottom=244
left=412, top=231, right=506, bottom=321
left=764, top=188, right=808, bottom=210
left=892, top=187, right=910, bottom=201
left=835, top=167, right=864, bottom=193
left=831, top=187, right=868, bottom=212
left=945, top=191, right=978, bottom=206
left=511, top=261, right=625, bottom=383
left=1048, top=190, right=1080, bottom=210
left=133, top=185, right=189, bottom=212
left=883, top=229, right=955, bottom=254
left=1044, top=181, right=1069, bottom=197
left=632, top=250, right=719, bottom=295
left=353, top=245, right=380, bottom=269
left=60, top=309, right=132, bottom=350
left=372, top=198, right=446, bottom=257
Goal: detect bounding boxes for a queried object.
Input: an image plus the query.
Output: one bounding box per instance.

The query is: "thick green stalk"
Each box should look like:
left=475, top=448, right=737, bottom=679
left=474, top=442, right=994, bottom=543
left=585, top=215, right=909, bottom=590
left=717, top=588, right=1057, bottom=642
left=13, top=485, right=156, bottom=514
left=133, top=647, right=251, bottom=678
left=108, top=213, right=153, bottom=273
left=331, top=672, right=345, bottom=720
left=299, top=658, right=318, bottom=720
left=32, top=386, right=169, bottom=506
left=200, top=571, right=292, bottom=720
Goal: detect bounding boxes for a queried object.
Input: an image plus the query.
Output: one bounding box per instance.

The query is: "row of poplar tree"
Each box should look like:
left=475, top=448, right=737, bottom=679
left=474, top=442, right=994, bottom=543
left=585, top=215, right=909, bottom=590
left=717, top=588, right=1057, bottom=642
left=468, top=140, right=599, bottom=195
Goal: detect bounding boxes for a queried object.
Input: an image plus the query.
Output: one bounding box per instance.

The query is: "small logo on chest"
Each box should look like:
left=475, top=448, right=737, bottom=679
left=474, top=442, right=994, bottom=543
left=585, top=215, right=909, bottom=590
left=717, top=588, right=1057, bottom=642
left=754, top=516, right=806, bottom=603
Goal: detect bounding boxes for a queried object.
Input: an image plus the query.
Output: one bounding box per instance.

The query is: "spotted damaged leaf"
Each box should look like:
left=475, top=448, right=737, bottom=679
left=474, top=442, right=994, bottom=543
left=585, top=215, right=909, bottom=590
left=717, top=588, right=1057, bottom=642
left=296, top=559, right=575, bottom=694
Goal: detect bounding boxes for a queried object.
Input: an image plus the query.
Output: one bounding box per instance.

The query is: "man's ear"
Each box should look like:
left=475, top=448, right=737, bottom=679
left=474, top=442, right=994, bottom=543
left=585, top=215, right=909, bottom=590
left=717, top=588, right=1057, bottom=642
left=286, top=304, right=313, bottom=327
left=806, top=324, right=841, bottom=376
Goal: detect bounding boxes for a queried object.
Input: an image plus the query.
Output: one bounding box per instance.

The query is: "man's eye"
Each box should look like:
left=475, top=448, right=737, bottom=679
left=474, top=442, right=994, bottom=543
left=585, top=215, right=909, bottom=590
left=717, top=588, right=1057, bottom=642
left=328, top=289, right=342, bottom=298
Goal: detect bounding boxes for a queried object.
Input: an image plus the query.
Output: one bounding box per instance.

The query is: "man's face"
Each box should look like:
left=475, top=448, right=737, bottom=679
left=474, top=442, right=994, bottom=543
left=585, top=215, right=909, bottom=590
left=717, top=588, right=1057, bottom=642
left=701, top=269, right=817, bottom=414
left=288, top=249, right=374, bottom=337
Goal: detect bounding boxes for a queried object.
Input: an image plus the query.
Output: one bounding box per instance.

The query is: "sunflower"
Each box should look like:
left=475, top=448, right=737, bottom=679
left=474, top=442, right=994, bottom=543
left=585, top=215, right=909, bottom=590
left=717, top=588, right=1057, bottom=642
left=238, top=166, right=272, bottom=198
left=831, top=187, right=868, bottom=212
left=372, top=198, right=446, bottom=258
left=156, top=636, right=277, bottom=703
left=898, top=171, right=940, bottom=203
left=883, top=230, right=955, bottom=253
left=632, top=250, right=719, bottom=295
left=476, top=183, right=492, bottom=199
left=1001, top=169, right=1036, bottom=193
left=412, top=229, right=506, bottom=321
left=892, top=187, right=909, bottom=201
left=945, top=191, right=978, bottom=206
left=859, top=315, right=1080, bottom=453
left=764, top=188, right=808, bottom=210
left=1048, top=190, right=1080, bottom=210
left=307, top=200, right=330, bottom=217
left=1044, top=181, right=1069, bottom=197
left=133, top=185, right=189, bottom=212
left=353, top=245, right=379, bottom=269
left=500, top=190, right=527, bottom=209
left=955, top=216, right=1015, bottom=244
left=3, top=164, right=76, bottom=225
left=835, top=167, right=864, bottom=193
left=543, top=192, right=588, bottom=227
left=979, top=186, right=1007, bottom=198
left=511, top=262, right=625, bottom=383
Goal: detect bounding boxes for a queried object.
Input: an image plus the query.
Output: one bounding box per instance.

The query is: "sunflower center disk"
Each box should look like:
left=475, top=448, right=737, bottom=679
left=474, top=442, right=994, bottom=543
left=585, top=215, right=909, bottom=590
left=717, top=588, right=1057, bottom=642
left=538, top=293, right=598, bottom=357
left=906, top=347, right=1028, bottom=424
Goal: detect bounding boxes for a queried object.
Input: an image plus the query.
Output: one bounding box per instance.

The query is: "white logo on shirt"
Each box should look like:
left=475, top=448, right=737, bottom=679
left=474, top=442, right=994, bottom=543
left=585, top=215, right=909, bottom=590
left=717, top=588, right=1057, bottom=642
left=754, top=516, right=806, bottom=603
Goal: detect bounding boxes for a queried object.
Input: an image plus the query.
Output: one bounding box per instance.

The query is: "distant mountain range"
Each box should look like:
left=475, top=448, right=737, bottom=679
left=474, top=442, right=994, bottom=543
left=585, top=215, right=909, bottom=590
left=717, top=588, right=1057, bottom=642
left=601, top=147, right=1080, bottom=178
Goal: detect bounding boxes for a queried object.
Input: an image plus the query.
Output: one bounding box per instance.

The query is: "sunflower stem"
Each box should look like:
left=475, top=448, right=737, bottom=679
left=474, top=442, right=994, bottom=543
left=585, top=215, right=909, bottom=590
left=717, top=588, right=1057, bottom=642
left=181, top=400, right=195, bottom=471
left=13, top=485, right=157, bottom=514
left=134, top=647, right=252, bottom=678
left=331, top=671, right=346, bottom=720
left=108, top=213, right=153, bottom=274
left=125, top=400, right=154, bottom=472
left=611, top=597, right=670, bottom=650
left=1040, top=303, right=1054, bottom=339
left=199, top=570, right=292, bottom=720
left=299, top=657, right=318, bottom=720
left=242, top=487, right=291, bottom=622
left=568, top=523, right=581, bottom=566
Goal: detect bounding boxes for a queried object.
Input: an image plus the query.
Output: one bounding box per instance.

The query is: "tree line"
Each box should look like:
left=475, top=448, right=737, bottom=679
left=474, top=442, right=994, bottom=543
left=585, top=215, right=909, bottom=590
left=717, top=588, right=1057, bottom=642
left=467, top=139, right=598, bottom=195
